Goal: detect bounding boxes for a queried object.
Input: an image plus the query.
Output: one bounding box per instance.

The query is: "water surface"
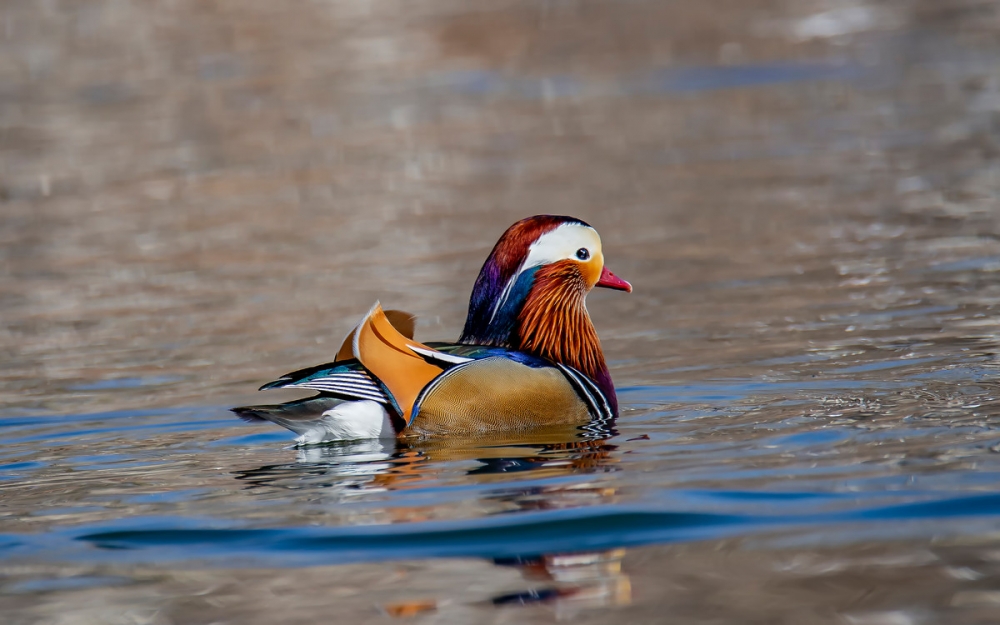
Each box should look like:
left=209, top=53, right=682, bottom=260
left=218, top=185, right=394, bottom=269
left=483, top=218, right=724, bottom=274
left=4, top=1, right=1000, bottom=623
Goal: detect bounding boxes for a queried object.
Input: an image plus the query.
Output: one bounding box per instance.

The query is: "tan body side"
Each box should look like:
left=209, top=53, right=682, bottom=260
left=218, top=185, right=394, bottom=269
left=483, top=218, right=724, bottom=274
left=407, top=357, right=592, bottom=437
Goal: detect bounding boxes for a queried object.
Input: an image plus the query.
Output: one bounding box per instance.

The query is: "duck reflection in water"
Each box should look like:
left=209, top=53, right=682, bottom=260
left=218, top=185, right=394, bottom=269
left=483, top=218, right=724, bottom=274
left=490, top=549, right=630, bottom=618
left=381, top=548, right=631, bottom=619
left=234, top=427, right=632, bottom=614
left=235, top=425, right=618, bottom=493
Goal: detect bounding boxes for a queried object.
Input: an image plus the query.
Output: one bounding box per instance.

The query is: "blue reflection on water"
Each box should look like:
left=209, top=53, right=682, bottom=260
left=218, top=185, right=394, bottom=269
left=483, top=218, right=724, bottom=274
left=1, top=488, right=997, bottom=567
left=640, top=62, right=863, bottom=93
left=432, top=61, right=865, bottom=100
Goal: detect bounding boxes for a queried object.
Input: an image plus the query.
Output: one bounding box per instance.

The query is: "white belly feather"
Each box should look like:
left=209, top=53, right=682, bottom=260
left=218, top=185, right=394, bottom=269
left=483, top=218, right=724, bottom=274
left=294, top=400, right=395, bottom=445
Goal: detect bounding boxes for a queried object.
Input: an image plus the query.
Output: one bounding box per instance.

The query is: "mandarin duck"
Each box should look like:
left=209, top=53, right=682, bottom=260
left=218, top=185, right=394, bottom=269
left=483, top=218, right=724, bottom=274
left=233, top=215, right=631, bottom=443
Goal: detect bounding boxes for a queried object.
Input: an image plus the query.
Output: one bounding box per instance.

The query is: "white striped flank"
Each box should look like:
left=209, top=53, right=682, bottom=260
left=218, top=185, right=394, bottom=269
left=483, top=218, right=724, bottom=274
left=555, top=363, right=613, bottom=422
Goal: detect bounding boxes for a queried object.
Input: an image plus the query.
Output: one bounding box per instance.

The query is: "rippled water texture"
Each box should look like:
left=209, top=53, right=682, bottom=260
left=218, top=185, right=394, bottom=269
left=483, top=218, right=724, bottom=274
left=5, top=1, right=1000, bottom=623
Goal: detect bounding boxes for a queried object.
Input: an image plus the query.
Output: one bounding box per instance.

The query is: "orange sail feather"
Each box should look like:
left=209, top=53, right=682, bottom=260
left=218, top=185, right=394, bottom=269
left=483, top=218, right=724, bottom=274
left=352, top=303, right=444, bottom=423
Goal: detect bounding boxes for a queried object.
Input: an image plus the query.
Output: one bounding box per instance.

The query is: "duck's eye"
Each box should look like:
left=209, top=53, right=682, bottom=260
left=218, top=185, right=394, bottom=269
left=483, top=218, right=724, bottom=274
left=576, top=248, right=590, bottom=261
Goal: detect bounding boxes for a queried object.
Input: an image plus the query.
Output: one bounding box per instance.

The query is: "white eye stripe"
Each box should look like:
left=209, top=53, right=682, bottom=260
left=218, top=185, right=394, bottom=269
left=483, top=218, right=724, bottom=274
left=489, top=223, right=602, bottom=321
left=521, top=224, right=602, bottom=271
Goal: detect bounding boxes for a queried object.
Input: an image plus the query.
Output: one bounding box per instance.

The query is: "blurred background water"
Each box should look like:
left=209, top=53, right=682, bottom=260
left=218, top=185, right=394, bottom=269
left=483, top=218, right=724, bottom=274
left=4, top=0, right=1000, bottom=623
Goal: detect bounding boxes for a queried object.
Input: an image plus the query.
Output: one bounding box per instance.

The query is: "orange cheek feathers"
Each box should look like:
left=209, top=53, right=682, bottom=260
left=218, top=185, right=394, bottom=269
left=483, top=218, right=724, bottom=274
left=580, top=254, right=603, bottom=290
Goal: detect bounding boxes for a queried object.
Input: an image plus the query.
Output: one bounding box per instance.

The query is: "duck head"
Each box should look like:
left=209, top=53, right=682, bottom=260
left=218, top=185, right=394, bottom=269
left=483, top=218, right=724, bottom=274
left=460, top=215, right=631, bottom=412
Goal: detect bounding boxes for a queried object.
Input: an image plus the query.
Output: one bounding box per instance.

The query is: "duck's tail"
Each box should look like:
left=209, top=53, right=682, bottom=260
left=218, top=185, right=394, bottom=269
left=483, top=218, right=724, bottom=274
left=231, top=396, right=344, bottom=432
left=232, top=395, right=396, bottom=443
